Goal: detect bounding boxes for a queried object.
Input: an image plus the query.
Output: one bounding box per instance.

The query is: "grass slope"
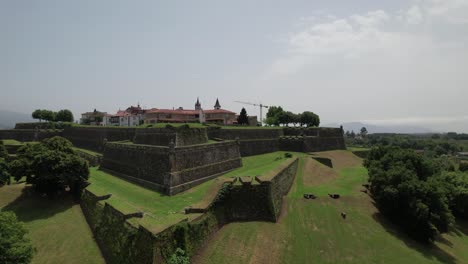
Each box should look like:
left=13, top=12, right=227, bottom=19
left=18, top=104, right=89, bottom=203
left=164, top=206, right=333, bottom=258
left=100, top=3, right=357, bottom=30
left=195, top=151, right=468, bottom=264
left=87, top=151, right=295, bottom=233
left=0, top=183, right=104, bottom=264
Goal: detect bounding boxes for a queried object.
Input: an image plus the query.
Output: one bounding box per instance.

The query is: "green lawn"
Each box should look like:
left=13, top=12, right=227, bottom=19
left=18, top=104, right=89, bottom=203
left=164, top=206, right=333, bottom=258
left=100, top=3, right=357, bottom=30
left=347, top=146, right=371, bottom=152
left=73, top=147, right=102, bottom=157
left=87, top=151, right=297, bottom=233
left=0, top=183, right=105, bottom=264
left=1, top=139, right=23, bottom=145
left=195, top=151, right=468, bottom=264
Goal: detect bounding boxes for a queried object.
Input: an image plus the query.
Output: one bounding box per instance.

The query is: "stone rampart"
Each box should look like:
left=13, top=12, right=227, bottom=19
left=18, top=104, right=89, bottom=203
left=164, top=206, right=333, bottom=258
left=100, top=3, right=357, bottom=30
left=303, top=136, right=346, bottom=152
left=100, top=141, right=242, bottom=195
left=207, top=127, right=283, bottom=140
left=223, top=157, right=299, bottom=222
left=239, top=139, right=279, bottom=157
left=134, top=126, right=208, bottom=147
left=63, top=127, right=136, bottom=152
left=0, top=129, right=62, bottom=142
left=283, top=127, right=343, bottom=137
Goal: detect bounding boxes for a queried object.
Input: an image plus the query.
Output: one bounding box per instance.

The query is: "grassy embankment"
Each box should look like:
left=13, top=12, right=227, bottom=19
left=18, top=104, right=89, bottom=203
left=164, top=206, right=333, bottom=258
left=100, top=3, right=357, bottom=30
left=195, top=150, right=468, bottom=264
left=87, top=151, right=297, bottom=233
left=0, top=183, right=105, bottom=264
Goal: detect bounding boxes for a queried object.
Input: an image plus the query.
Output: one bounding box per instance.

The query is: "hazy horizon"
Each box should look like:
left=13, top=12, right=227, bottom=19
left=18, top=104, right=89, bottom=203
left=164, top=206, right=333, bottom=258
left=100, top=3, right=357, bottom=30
left=2, top=0, right=467, bottom=132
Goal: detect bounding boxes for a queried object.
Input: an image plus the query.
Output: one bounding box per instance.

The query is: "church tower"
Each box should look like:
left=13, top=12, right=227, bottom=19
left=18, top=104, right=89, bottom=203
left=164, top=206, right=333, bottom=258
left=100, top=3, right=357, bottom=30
left=214, top=98, right=221, bottom=110
left=195, top=97, right=202, bottom=110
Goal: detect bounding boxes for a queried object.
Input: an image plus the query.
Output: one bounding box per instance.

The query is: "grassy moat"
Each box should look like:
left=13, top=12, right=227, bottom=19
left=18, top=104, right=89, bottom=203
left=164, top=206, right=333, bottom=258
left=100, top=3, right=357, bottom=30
left=1, top=150, right=467, bottom=264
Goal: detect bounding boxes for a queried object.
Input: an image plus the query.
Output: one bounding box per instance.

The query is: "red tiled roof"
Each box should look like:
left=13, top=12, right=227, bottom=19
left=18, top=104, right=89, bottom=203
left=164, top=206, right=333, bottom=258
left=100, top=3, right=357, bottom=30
left=204, top=109, right=236, bottom=114
left=146, top=109, right=200, bottom=115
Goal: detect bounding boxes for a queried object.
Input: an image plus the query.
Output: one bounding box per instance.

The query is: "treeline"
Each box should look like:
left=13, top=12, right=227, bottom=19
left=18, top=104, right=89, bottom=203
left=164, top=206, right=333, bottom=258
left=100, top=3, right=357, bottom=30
left=32, top=109, right=74, bottom=122
left=365, top=146, right=468, bottom=242
left=347, top=133, right=461, bottom=157
left=265, top=106, right=320, bottom=127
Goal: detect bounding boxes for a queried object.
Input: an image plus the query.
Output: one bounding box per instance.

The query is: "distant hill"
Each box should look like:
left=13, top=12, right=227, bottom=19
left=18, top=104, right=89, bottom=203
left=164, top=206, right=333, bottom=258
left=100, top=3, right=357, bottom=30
left=0, top=110, right=33, bottom=129
left=324, top=122, right=433, bottom=134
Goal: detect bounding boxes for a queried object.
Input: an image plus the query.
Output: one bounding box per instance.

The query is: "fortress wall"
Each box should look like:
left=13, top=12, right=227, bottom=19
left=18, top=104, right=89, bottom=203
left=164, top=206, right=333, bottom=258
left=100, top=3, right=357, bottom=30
left=74, top=149, right=103, bottom=167
left=283, top=127, right=343, bottom=137
left=62, top=127, right=136, bottom=152
left=303, top=136, right=346, bottom=152
left=101, top=142, right=170, bottom=187
left=0, top=129, right=62, bottom=142
left=100, top=141, right=242, bottom=195
left=224, top=157, right=299, bottom=222
left=81, top=190, right=155, bottom=264
left=278, top=137, right=304, bottom=152
left=207, top=127, right=283, bottom=140
left=268, top=157, right=299, bottom=219
left=239, top=139, right=279, bottom=157
left=134, top=127, right=208, bottom=147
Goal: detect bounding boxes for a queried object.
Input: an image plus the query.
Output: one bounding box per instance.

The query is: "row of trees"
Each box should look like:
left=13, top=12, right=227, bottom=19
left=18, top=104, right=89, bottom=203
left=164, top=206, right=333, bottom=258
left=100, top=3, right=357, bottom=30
left=365, top=146, right=468, bottom=242
left=265, top=106, right=320, bottom=127
left=32, top=109, right=74, bottom=122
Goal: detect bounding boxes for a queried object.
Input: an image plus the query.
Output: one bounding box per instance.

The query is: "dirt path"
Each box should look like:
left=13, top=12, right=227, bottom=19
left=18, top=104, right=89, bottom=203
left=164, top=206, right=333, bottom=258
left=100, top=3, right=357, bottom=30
left=311, top=150, right=363, bottom=170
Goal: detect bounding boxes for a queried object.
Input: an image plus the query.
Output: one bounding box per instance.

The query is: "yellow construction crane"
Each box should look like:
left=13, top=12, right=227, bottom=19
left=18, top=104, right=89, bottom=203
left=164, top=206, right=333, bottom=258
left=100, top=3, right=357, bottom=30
left=234, top=101, right=269, bottom=125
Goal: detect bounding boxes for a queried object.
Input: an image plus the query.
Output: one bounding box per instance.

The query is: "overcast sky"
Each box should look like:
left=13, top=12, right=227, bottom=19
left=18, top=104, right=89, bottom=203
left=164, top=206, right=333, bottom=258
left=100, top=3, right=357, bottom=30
left=1, top=0, right=467, bottom=132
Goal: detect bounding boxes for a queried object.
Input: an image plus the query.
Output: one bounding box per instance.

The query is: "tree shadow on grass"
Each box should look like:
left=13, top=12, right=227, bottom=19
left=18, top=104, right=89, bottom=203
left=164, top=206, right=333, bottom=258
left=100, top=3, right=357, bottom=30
left=372, top=212, right=457, bottom=264
left=1, top=185, right=76, bottom=223
left=450, top=219, right=468, bottom=237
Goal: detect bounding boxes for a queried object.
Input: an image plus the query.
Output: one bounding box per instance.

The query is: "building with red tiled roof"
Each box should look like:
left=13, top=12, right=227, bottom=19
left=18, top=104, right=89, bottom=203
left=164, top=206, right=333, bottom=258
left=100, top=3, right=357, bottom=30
left=144, top=98, right=236, bottom=125
left=103, top=105, right=145, bottom=127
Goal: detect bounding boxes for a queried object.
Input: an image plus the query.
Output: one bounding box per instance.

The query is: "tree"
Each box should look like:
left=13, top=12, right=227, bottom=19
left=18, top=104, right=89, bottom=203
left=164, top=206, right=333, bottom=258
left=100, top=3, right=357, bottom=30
left=56, top=109, right=74, bottom=122
left=345, top=130, right=351, bottom=138
left=0, top=158, right=10, bottom=185
left=0, top=141, right=7, bottom=159
left=40, top=110, right=55, bottom=122
left=265, top=106, right=284, bottom=126
left=300, top=111, right=320, bottom=127
left=237, top=108, right=249, bottom=125
left=278, top=111, right=295, bottom=126
left=0, top=211, right=34, bottom=264
left=431, top=171, right=468, bottom=219
left=350, top=130, right=356, bottom=138
left=31, top=109, right=43, bottom=122
left=9, top=137, right=89, bottom=196
left=360, top=127, right=368, bottom=138
left=364, top=146, right=454, bottom=242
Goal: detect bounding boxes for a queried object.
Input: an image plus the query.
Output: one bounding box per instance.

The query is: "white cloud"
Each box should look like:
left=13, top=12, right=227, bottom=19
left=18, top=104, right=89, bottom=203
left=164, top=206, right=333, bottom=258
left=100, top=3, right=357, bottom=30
left=261, top=0, right=468, bottom=132
left=406, top=5, right=423, bottom=24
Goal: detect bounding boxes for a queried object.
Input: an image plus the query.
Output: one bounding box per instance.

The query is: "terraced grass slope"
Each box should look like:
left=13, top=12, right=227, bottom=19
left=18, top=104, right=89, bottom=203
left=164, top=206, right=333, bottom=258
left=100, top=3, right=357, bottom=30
left=0, top=183, right=105, bottom=264
left=87, top=151, right=297, bottom=233
left=194, top=150, right=468, bottom=264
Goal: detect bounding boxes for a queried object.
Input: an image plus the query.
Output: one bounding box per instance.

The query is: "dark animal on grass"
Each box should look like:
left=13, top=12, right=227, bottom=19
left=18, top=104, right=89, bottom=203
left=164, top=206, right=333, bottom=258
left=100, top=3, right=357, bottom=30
left=341, top=212, right=347, bottom=219
left=328, top=193, right=340, bottom=199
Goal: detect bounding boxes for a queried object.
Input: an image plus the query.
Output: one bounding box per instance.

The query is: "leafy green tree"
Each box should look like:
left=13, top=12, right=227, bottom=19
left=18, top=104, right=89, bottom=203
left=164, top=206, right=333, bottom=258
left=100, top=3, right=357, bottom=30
left=237, top=108, right=249, bottom=125
left=431, top=171, right=468, bottom=219
left=300, top=111, right=320, bottom=127
left=9, top=137, right=89, bottom=196
left=31, top=109, right=43, bottom=122
left=0, top=211, right=34, bottom=264
left=167, top=248, right=189, bottom=264
left=265, top=106, right=284, bottom=126
left=55, top=109, right=74, bottom=122
left=365, top=146, right=454, bottom=242
left=360, top=127, right=368, bottom=137
left=278, top=111, right=295, bottom=126
left=0, top=158, right=10, bottom=185
left=40, top=110, right=55, bottom=122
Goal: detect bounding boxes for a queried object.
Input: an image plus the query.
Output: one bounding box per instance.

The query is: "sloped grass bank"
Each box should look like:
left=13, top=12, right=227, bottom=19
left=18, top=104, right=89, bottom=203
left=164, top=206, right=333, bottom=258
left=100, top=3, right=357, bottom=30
left=195, top=151, right=468, bottom=264
left=0, top=183, right=105, bottom=264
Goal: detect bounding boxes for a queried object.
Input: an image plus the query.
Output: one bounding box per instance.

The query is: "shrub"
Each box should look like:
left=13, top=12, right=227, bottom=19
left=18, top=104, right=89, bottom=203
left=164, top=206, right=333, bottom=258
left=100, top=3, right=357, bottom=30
left=460, top=162, right=468, bottom=172
left=0, top=211, right=34, bottom=264
left=284, top=152, right=293, bottom=158
left=167, top=248, right=189, bottom=264
left=0, top=158, right=10, bottom=185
